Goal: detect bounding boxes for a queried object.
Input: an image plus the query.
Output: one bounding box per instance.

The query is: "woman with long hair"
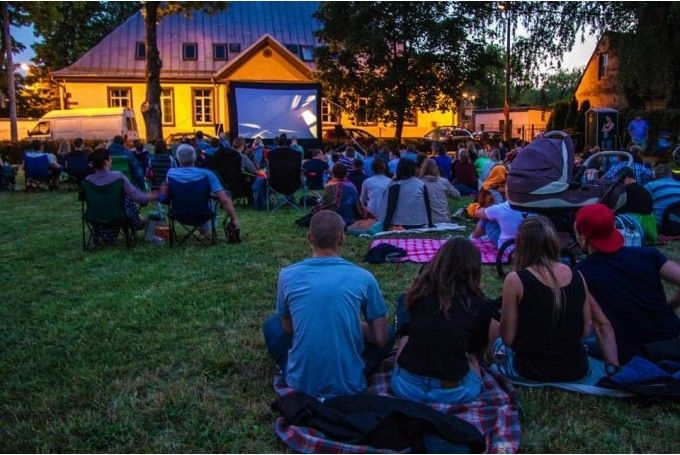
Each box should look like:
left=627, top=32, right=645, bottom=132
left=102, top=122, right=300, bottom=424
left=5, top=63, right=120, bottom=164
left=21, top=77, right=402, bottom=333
left=492, top=216, right=618, bottom=381
left=418, top=158, right=460, bottom=223
left=380, top=158, right=431, bottom=229
left=391, top=237, right=494, bottom=404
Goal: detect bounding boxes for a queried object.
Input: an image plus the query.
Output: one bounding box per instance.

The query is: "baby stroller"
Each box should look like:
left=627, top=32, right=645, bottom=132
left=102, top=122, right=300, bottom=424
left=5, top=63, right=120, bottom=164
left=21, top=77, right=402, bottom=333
left=496, top=130, right=632, bottom=276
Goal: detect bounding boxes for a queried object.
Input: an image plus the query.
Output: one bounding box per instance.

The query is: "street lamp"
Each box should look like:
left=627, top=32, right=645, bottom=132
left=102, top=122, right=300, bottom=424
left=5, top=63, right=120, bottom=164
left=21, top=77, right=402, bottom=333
left=498, top=1, right=511, bottom=141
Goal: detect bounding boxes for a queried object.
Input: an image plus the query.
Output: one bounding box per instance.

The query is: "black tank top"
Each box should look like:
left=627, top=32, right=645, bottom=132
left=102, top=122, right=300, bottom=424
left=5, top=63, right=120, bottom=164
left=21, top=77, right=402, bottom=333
left=513, top=268, right=588, bottom=382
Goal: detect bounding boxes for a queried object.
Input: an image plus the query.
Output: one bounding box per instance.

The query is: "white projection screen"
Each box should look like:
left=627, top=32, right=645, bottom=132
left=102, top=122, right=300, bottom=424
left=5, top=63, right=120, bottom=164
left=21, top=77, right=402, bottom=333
left=228, top=82, right=322, bottom=143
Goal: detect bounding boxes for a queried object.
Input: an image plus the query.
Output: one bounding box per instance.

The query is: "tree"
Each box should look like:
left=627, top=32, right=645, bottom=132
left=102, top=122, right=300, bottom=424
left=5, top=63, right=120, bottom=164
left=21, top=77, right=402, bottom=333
left=140, top=2, right=226, bottom=143
left=314, top=2, right=485, bottom=142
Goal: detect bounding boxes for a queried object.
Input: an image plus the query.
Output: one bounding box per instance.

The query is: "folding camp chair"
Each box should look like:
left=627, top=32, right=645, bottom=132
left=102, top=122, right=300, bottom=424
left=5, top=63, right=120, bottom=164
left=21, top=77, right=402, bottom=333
left=206, top=148, right=254, bottom=206
left=147, top=154, right=174, bottom=220
left=64, top=153, right=91, bottom=190
left=80, top=179, right=134, bottom=250
left=110, top=154, right=133, bottom=182
left=266, top=147, right=303, bottom=211
left=167, top=175, right=217, bottom=246
left=24, top=153, right=53, bottom=191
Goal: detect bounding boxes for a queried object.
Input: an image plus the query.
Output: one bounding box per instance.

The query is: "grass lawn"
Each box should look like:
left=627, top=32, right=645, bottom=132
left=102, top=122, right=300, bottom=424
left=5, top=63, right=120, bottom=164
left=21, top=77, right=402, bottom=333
left=1, top=184, right=680, bottom=452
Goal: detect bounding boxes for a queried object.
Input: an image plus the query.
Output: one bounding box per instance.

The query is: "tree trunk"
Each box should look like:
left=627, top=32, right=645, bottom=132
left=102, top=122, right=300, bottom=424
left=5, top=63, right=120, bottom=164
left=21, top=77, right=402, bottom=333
left=142, top=2, right=163, bottom=143
left=2, top=3, right=17, bottom=142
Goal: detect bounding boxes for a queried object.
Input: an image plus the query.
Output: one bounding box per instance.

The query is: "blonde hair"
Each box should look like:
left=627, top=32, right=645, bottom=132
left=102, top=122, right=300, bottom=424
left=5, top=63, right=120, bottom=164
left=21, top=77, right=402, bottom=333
left=419, top=158, right=440, bottom=178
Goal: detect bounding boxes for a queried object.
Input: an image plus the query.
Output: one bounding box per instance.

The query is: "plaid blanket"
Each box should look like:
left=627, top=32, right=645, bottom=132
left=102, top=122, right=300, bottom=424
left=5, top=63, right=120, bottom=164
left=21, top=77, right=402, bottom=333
left=368, top=237, right=509, bottom=265
left=273, top=349, right=521, bottom=453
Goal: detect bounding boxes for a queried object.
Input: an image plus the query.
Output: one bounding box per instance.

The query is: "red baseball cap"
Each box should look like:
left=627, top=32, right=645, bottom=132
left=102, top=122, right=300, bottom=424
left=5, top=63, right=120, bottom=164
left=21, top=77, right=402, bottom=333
left=575, top=203, right=623, bottom=253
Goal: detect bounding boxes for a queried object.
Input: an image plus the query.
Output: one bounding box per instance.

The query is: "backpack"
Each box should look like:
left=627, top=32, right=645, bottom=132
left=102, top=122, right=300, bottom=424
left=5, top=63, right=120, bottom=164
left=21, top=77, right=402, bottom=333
left=615, top=214, right=643, bottom=247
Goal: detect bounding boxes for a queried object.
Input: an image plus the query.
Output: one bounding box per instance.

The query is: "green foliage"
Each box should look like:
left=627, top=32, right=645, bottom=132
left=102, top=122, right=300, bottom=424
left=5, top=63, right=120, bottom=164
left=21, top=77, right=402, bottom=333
left=1, top=190, right=680, bottom=452
left=516, top=68, right=582, bottom=107
left=314, top=1, right=483, bottom=141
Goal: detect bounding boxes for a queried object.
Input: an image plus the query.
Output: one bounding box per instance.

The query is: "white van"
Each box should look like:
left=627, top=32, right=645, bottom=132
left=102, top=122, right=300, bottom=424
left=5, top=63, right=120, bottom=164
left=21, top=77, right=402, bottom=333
left=27, top=107, right=139, bottom=142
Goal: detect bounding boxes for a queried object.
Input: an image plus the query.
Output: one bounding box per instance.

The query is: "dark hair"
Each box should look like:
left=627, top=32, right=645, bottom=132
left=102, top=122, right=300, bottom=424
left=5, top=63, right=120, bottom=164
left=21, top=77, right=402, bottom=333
left=405, top=237, right=483, bottom=317
left=195, top=131, right=204, bottom=140
left=332, top=163, right=348, bottom=179
left=395, top=158, right=417, bottom=180
left=154, top=140, right=168, bottom=155
left=74, top=138, right=84, bottom=148
left=371, top=158, right=386, bottom=174
left=113, top=135, right=125, bottom=145
left=278, top=133, right=289, bottom=146
left=31, top=140, right=41, bottom=150
left=210, top=137, right=220, bottom=147
left=90, top=148, right=110, bottom=170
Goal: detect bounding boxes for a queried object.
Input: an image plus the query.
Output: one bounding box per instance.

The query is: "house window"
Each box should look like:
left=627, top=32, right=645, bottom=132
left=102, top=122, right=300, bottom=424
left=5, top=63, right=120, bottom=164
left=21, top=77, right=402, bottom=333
left=192, top=88, right=213, bottom=124
left=135, top=42, right=146, bottom=60
left=356, top=97, right=377, bottom=126
left=300, top=45, right=314, bottom=62
left=229, top=43, right=241, bottom=54
left=183, top=42, right=198, bottom=60
left=598, top=52, right=609, bottom=79
left=161, top=88, right=175, bottom=126
left=321, top=99, right=340, bottom=124
left=213, top=43, right=227, bottom=61
left=108, top=87, right=131, bottom=108
left=285, top=44, right=300, bottom=55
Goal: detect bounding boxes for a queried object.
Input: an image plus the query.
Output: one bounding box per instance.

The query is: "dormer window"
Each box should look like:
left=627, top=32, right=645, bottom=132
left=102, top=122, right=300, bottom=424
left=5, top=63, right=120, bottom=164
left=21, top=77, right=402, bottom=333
left=229, top=43, right=241, bottom=54
left=135, top=42, right=146, bottom=60
left=300, top=45, right=314, bottom=62
left=598, top=52, right=609, bottom=79
left=285, top=44, right=300, bottom=55
left=213, top=43, right=227, bottom=61
left=183, top=42, right=198, bottom=60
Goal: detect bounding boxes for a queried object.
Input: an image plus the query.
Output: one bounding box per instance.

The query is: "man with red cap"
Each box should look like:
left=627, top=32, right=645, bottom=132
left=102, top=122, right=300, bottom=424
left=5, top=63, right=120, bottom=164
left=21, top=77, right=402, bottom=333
left=575, top=203, right=680, bottom=364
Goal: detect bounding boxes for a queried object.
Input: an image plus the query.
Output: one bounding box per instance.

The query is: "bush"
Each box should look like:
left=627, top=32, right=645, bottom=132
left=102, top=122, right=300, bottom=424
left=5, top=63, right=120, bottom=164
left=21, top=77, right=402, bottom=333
left=0, top=139, right=104, bottom=164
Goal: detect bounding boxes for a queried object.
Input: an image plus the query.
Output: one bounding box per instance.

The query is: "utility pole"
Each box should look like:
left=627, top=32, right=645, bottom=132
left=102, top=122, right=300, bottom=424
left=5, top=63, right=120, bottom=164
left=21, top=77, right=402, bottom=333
left=499, top=1, right=511, bottom=142
left=2, top=3, right=18, bottom=142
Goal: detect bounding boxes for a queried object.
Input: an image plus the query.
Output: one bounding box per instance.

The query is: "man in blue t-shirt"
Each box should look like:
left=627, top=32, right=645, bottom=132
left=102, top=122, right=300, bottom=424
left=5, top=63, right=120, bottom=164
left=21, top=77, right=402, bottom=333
left=263, top=210, right=392, bottom=398
left=575, top=203, right=680, bottom=364
left=627, top=114, right=649, bottom=151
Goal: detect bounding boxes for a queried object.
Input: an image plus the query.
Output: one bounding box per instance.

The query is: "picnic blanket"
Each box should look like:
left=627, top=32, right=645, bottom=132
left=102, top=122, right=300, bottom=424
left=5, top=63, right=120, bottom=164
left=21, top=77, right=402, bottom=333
left=273, top=349, right=521, bottom=453
left=490, top=357, right=634, bottom=398
left=368, top=237, right=509, bottom=264
left=362, top=222, right=466, bottom=238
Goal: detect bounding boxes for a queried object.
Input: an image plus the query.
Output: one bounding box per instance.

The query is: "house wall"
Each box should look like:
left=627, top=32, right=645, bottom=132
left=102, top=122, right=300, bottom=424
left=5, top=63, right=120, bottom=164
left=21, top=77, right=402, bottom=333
left=474, top=109, right=549, bottom=141
left=575, top=35, right=621, bottom=109
left=342, top=109, right=457, bottom=140
left=0, top=119, right=38, bottom=140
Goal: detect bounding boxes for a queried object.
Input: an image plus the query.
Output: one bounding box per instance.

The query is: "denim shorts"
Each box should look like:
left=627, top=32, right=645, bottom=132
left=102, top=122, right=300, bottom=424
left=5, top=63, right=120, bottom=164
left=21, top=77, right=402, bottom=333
left=390, top=365, right=482, bottom=405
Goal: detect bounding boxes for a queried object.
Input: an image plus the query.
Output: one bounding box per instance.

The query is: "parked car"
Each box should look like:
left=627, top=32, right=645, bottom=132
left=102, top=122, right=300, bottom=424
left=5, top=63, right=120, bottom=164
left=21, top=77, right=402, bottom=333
left=165, top=132, right=217, bottom=145
left=419, top=126, right=474, bottom=152
left=322, top=125, right=377, bottom=151
left=473, top=130, right=502, bottom=144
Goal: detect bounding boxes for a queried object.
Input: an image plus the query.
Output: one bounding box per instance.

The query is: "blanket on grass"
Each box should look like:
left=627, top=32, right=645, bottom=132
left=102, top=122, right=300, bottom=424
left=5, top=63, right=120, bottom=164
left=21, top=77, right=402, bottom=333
left=273, top=350, right=521, bottom=454
left=362, top=222, right=466, bottom=238
left=368, top=237, right=509, bottom=264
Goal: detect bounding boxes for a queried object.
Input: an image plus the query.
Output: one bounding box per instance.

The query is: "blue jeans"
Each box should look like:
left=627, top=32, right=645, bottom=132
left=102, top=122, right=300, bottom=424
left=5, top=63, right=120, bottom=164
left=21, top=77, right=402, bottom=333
left=481, top=219, right=501, bottom=247
left=601, top=137, right=613, bottom=151
left=262, top=314, right=395, bottom=378
left=391, top=365, right=482, bottom=405
left=453, top=183, right=477, bottom=196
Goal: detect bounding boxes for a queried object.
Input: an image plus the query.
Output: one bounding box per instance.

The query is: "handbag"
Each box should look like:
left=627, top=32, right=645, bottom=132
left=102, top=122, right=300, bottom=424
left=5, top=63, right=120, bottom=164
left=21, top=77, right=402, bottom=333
left=223, top=219, right=242, bottom=243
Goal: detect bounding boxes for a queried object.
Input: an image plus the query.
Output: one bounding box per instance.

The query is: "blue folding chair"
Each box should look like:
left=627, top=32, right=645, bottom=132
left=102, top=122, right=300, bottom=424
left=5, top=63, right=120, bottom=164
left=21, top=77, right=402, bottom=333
left=24, top=153, right=52, bottom=191
left=64, top=153, right=91, bottom=189
left=167, top=175, right=217, bottom=246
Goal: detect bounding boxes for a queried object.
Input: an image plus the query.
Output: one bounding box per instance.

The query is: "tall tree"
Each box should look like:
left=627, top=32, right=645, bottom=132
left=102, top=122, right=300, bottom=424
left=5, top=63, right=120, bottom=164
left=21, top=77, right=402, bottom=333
left=140, top=2, right=226, bottom=142
left=314, top=2, right=484, bottom=142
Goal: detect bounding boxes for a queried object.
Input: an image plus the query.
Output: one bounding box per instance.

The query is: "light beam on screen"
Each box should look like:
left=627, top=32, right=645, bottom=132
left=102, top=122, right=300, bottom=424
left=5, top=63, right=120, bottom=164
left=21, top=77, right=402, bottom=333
left=233, top=85, right=320, bottom=139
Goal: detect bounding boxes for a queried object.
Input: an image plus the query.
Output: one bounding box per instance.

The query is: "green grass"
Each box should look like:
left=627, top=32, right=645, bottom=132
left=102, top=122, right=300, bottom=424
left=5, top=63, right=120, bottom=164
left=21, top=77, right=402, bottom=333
left=1, top=185, right=680, bottom=452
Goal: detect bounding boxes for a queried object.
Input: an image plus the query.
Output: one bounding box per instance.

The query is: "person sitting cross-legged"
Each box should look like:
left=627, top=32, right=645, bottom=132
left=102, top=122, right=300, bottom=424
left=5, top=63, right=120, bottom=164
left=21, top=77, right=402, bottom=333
left=491, top=216, right=619, bottom=382
left=263, top=210, right=393, bottom=398
left=391, top=237, right=495, bottom=405
left=575, top=203, right=680, bottom=364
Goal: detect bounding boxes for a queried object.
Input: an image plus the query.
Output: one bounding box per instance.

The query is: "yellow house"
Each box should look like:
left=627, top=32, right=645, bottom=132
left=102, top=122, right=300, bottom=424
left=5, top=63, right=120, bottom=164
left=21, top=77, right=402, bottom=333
left=473, top=107, right=550, bottom=142
left=50, top=1, right=455, bottom=143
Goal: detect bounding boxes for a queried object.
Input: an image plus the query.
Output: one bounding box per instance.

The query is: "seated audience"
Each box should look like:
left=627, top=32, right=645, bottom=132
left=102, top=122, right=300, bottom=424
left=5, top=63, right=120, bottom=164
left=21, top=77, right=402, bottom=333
left=575, top=203, right=680, bottom=364
left=492, top=216, right=619, bottom=381
left=108, top=135, right=146, bottom=190
left=391, top=237, right=494, bottom=404
left=470, top=200, right=525, bottom=250
left=262, top=210, right=391, bottom=398
left=432, top=143, right=452, bottom=181
left=451, top=149, right=478, bottom=196
left=465, top=164, right=508, bottom=218
left=302, top=149, right=329, bottom=190
left=347, top=159, right=367, bottom=194
left=644, top=163, right=680, bottom=230
left=418, top=158, right=460, bottom=224
left=603, top=146, right=654, bottom=186
left=381, top=158, right=432, bottom=229
left=24, top=140, right=62, bottom=188
left=360, top=158, right=391, bottom=218
left=321, top=163, right=363, bottom=227
left=615, top=167, right=657, bottom=244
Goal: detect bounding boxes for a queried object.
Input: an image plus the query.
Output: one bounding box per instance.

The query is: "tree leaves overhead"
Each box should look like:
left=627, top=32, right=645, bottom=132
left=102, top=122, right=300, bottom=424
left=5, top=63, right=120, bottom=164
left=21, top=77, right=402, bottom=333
left=29, top=1, right=141, bottom=71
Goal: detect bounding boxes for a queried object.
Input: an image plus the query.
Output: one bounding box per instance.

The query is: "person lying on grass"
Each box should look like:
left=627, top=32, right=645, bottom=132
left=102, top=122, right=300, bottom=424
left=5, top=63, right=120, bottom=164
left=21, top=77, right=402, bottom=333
left=490, top=215, right=619, bottom=382
left=263, top=210, right=393, bottom=398
left=391, top=237, right=495, bottom=404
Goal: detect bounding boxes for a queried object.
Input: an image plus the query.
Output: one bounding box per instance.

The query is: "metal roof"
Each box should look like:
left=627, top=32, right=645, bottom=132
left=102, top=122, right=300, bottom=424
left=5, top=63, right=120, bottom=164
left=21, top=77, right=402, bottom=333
left=52, top=1, right=321, bottom=79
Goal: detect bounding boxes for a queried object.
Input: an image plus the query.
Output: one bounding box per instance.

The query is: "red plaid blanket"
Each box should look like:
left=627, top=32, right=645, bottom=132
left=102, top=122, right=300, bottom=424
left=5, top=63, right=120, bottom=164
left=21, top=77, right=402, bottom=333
left=369, top=238, right=509, bottom=265
left=273, top=349, right=521, bottom=453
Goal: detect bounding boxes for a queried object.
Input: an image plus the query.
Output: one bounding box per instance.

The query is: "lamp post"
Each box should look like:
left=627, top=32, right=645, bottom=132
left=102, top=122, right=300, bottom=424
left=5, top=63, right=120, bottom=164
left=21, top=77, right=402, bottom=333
left=499, top=1, right=511, bottom=141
